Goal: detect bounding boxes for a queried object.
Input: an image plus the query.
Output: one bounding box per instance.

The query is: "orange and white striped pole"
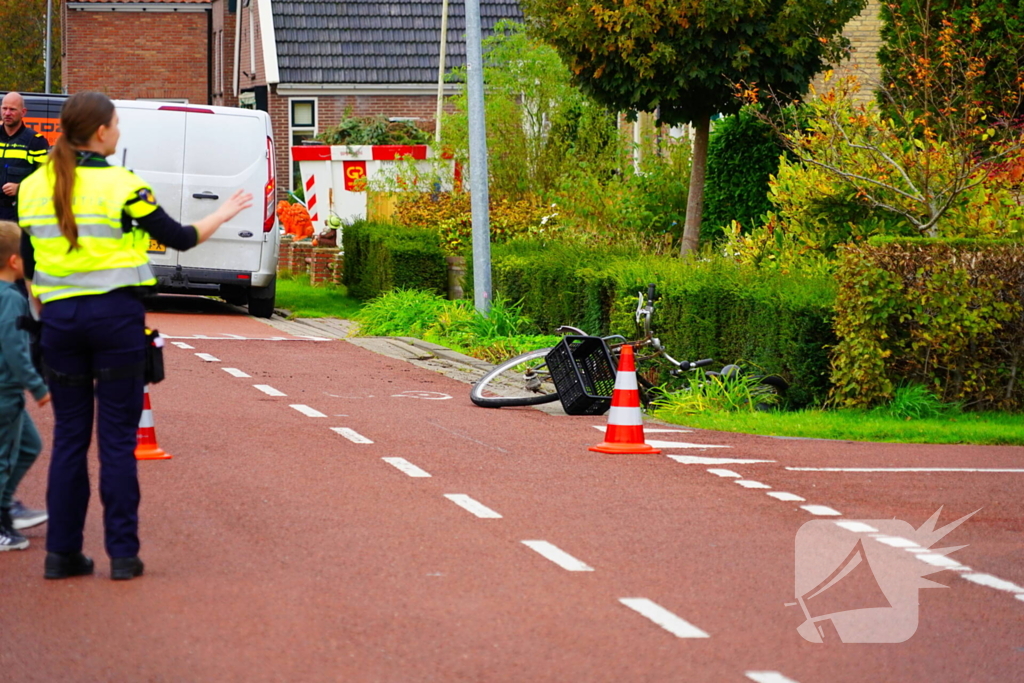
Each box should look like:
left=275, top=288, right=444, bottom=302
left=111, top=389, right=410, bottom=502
left=135, top=385, right=172, bottom=460
left=589, top=345, right=661, bottom=454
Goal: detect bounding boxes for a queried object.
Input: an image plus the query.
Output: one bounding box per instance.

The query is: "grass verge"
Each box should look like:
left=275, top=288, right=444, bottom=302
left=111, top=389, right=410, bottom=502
left=655, top=408, right=1024, bottom=446
left=276, top=274, right=362, bottom=319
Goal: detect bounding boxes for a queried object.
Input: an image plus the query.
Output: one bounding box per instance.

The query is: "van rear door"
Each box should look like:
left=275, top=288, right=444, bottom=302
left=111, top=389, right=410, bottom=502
left=109, top=102, right=187, bottom=272
left=176, top=108, right=265, bottom=274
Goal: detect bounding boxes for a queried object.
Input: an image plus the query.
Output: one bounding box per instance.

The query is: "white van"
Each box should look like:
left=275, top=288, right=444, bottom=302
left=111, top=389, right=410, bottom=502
left=111, top=100, right=279, bottom=317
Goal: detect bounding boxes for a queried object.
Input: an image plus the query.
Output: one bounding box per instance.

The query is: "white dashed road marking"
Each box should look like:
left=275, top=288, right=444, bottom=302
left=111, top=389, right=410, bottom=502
left=330, top=427, right=373, bottom=444
left=735, top=480, right=771, bottom=489
left=707, top=469, right=741, bottom=478
left=195, top=353, right=220, bottom=362
left=746, top=672, right=801, bottom=683
left=786, top=467, right=1024, bottom=473
left=444, top=494, right=502, bottom=519
left=290, top=404, right=327, bottom=418
left=254, top=385, right=286, bottom=397
left=222, top=368, right=251, bottom=378
left=668, top=455, right=774, bottom=466
left=382, top=457, right=431, bottom=478
left=961, top=573, right=1024, bottom=594
left=648, top=441, right=730, bottom=449
left=618, top=598, right=710, bottom=639
left=916, top=554, right=970, bottom=571
left=521, top=541, right=594, bottom=572
left=835, top=521, right=878, bottom=533
left=871, top=535, right=920, bottom=549
left=171, top=341, right=194, bottom=349
left=800, top=505, right=842, bottom=516
left=767, top=492, right=806, bottom=502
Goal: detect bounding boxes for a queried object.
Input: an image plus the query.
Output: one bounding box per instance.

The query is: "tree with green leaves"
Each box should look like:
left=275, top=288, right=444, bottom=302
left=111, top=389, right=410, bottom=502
left=521, top=0, right=865, bottom=256
left=0, top=0, right=60, bottom=93
left=879, top=0, right=1024, bottom=125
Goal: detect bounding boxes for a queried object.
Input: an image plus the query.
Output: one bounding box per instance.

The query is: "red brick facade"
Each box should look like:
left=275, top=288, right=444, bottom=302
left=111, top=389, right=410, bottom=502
left=64, top=2, right=210, bottom=104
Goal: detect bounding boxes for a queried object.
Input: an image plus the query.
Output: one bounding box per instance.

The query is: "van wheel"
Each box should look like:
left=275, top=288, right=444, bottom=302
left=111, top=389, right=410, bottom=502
left=220, top=284, right=248, bottom=307
left=248, top=279, right=276, bottom=318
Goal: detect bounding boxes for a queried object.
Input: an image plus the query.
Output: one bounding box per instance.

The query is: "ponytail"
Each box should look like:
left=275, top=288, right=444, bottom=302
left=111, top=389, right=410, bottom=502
left=52, top=92, right=117, bottom=252
left=51, top=134, right=80, bottom=250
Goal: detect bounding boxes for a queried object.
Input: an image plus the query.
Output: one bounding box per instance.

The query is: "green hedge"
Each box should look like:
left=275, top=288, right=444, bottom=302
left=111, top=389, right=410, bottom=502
left=702, top=109, right=783, bottom=240
left=342, top=220, right=448, bottom=300
left=832, top=237, right=1024, bottom=410
left=467, top=241, right=837, bottom=407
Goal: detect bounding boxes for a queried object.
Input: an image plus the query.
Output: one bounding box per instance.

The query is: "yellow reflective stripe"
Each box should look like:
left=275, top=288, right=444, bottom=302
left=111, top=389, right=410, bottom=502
left=28, top=223, right=125, bottom=240
left=32, top=263, right=156, bottom=292
left=0, top=149, right=29, bottom=160
left=21, top=213, right=121, bottom=229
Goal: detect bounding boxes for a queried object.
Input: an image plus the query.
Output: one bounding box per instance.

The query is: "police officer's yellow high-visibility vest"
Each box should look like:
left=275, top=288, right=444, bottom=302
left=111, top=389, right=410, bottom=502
left=19, top=158, right=159, bottom=303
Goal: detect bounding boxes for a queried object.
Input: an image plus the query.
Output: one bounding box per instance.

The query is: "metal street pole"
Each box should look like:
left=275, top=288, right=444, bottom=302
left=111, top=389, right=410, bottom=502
left=434, top=0, right=450, bottom=143
left=44, top=0, right=53, bottom=93
left=465, top=0, right=491, bottom=314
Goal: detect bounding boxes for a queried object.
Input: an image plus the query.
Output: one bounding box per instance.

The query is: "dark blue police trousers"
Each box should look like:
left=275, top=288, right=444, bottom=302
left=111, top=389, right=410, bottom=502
left=41, top=289, right=146, bottom=559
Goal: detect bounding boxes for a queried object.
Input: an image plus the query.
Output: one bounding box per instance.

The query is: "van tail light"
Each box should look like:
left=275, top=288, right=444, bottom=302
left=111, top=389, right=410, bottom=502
left=264, top=136, right=276, bottom=233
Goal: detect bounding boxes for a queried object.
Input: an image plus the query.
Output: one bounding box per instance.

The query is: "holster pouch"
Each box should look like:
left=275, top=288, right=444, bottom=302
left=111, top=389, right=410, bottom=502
left=144, top=328, right=165, bottom=384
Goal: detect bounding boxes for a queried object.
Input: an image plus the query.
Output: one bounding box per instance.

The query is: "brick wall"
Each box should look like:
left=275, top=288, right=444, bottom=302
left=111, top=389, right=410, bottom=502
left=813, top=0, right=884, bottom=102
left=64, top=9, right=209, bottom=103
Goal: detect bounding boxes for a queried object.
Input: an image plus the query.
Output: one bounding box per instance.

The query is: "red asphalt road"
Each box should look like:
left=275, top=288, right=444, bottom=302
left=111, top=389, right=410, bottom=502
left=2, top=295, right=1022, bottom=682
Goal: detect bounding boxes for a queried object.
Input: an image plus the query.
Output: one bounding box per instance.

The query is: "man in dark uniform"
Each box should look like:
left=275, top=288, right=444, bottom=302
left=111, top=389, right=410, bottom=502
left=1, top=92, right=50, bottom=530
left=0, top=92, right=49, bottom=223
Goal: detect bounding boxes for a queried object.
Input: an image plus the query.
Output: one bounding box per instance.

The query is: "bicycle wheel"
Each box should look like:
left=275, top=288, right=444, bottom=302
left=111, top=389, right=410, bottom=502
left=470, top=348, right=560, bottom=408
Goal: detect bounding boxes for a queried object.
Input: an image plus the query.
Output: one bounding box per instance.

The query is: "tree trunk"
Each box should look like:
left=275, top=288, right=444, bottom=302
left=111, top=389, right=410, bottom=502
left=679, top=113, right=710, bottom=258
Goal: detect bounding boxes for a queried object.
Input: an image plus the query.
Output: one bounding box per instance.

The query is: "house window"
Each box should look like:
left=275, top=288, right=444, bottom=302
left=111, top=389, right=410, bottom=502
left=289, top=98, right=317, bottom=193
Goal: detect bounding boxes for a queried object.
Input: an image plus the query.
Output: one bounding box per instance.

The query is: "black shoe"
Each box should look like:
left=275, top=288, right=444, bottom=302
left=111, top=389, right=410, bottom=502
left=44, top=552, right=95, bottom=579
left=110, top=556, right=144, bottom=581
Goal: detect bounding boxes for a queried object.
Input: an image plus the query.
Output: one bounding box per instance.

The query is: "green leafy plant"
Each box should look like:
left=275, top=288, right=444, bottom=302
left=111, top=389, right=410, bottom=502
left=317, top=114, right=430, bottom=146
left=881, top=384, right=960, bottom=421
left=356, top=288, right=451, bottom=337
left=830, top=238, right=1024, bottom=410
left=653, top=372, right=782, bottom=418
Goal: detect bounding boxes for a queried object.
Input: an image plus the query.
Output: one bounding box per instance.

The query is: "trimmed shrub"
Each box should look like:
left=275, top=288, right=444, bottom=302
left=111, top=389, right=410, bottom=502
left=831, top=237, right=1024, bottom=410
left=703, top=109, right=784, bottom=240
left=341, top=221, right=447, bottom=300
left=467, top=240, right=837, bottom=407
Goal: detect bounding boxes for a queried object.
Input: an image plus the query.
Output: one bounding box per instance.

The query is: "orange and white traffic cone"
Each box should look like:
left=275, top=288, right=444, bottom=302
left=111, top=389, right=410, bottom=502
left=589, top=345, right=661, bottom=455
left=136, top=385, right=172, bottom=460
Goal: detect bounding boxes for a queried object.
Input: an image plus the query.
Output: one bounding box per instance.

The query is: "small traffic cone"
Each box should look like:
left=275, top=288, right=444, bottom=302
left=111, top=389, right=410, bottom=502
left=589, top=345, right=661, bottom=455
left=136, top=385, right=172, bottom=460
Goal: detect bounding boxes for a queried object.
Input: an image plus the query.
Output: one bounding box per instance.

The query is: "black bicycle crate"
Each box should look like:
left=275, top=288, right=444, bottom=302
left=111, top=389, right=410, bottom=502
left=544, top=336, right=617, bottom=415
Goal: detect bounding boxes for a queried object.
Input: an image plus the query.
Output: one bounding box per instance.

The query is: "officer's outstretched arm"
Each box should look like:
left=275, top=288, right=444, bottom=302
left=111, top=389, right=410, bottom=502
left=193, top=190, right=254, bottom=244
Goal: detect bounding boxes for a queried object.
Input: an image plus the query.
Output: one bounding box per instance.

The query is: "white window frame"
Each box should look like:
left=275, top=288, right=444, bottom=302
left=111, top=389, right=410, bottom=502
left=288, top=97, right=318, bottom=194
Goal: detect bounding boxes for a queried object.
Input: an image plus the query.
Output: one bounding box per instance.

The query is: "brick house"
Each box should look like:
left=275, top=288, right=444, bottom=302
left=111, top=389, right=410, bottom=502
left=228, top=0, right=523, bottom=197
left=63, top=0, right=213, bottom=104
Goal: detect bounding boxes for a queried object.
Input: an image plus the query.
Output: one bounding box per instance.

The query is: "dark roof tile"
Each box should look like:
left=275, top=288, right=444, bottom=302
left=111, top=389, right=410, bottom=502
left=273, top=0, right=523, bottom=84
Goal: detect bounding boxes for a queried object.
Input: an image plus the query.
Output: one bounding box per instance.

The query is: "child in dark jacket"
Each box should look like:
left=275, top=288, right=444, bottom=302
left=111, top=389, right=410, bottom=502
left=0, top=220, right=49, bottom=550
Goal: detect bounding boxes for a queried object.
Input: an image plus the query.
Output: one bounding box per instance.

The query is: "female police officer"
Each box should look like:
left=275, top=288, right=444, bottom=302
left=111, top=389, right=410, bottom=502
left=19, top=92, right=252, bottom=580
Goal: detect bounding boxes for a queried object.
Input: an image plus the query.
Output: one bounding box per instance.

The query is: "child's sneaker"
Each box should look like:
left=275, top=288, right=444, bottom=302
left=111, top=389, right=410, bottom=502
left=0, top=515, right=29, bottom=551
left=10, top=500, right=48, bottom=530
